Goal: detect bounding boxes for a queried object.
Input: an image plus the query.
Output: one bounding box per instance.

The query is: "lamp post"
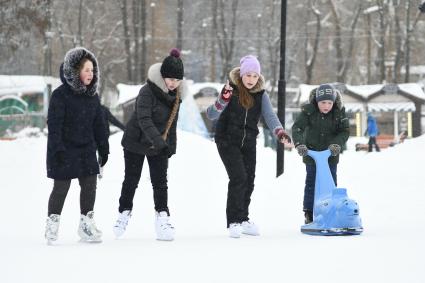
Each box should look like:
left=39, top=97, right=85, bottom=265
left=276, top=0, right=287, bottom=177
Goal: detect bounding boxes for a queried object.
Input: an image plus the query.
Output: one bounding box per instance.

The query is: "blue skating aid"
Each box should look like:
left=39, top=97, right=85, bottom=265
left=301, top=150, right=363, bottom=236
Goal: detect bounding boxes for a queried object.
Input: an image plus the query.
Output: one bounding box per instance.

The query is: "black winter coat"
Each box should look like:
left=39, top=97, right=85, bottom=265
left=214, top=68, right=265, bottom=148
left=121, top=63, right=181, bottom=157
left=46, top=48, right=109, bottom=180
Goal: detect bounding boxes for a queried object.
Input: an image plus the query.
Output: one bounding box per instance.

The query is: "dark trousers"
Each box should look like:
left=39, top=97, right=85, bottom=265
left=118, top=149, right=169, bottom=214
left=48, top=175, right=97, bottom=216
left=217, top=143, right=256, bottom=227
left=303, top=164, right=337, bottom=212
left=368, top=136, right=380, bottom=152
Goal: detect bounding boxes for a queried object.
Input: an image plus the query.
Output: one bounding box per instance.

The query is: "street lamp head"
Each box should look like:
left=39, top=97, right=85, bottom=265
left=419, top=1, right=425, bottom=13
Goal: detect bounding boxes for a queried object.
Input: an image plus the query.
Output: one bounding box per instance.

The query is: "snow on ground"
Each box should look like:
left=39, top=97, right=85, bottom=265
left=0, top=131, right=424, bottom=283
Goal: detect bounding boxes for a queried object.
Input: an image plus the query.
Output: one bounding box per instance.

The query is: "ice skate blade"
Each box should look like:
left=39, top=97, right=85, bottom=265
left=242, top=232, right=260, bottom=237
left=156, top=237, right=174, bottom=241
left=301, top=227, right=363, bottom=236
left=79, top=238, right=102, bottom=244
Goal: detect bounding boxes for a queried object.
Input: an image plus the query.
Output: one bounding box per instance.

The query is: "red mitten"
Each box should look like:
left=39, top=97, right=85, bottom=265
left=220, top=80, right=233, bottom=102
left=275, top=128, right=292, bottom=144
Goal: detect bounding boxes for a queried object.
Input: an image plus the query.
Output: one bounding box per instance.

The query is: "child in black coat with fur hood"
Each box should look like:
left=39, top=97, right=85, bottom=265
left=113, top=49, right=184, bottom=241
left=45, top=47, right=109, bottom=244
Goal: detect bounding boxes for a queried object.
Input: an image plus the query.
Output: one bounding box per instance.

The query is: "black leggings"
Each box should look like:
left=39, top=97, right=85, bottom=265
left=48, top=175, right=97, bottom=216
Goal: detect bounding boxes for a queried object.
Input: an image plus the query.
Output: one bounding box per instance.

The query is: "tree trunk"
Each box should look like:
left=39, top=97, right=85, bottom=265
left=393, top=0, right=403, bottom=83
left=329, top=0, right=343, bottom=82
left=365, top=12, right=372, bottom=84
left=132, top=0, right=140, bottom=82
left=177, top=0, right=183, bottom=50
left=341, top=3, right=362, bottom=82
left=266, top=0, right=280, bottom=99
left=214, top=0, right=239, bottom=81
left=305, top=0, right=321, bottom=85
left=377, top=0, right=386, bottom=83
left=403, top=0, right=424, bottom=83
left=140, top=0, right=147, bottom=82
left=120, top=0, right=133, bottom=82
left=404, top=0, right=412, bottom=83
left=77, top=0, right=84, bottom=46
left=43, top=0, right=52, bottom=76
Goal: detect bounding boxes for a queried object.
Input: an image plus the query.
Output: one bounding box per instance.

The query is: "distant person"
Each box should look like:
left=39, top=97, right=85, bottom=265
left=292, top=84, right=349, bottom=224
left=112, top=48, right=184, bottom=241
left=206, top=55, right=291, bottom=238
left=366, top=112, right=380, bottom=152
left=45, top=47, right=109, bottom=244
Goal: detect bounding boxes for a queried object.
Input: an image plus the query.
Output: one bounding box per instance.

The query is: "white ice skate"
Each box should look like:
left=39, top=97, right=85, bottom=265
left=155, top=211, right=175, bottom=241
left=45, top=214, right=60, bottom=245
left=113, top=210, right=132, bottom=238
left=242, top=220, right=260, bottom=236
left=228, top=223, right=243, bottom=238
left=78, top=211, right=102, bottom=243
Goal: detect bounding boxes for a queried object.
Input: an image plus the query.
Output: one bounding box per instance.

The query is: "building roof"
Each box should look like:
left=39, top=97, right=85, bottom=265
left=0, top=75, right=61, bottom=96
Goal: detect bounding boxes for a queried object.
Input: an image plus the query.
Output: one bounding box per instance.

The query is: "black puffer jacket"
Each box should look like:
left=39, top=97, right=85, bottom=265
left=121, top=63, right=181, bottom=156
left=214, top=67, right=265, bottom=148
left=46, top=47, right=109, bottom=180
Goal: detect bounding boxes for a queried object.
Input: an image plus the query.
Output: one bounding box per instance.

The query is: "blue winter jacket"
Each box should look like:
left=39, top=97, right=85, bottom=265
left=367, top=115, right=379, bottom=137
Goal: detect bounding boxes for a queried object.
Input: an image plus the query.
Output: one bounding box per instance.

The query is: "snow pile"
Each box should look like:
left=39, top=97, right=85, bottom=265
left=13, top=127, right=47, bottom=138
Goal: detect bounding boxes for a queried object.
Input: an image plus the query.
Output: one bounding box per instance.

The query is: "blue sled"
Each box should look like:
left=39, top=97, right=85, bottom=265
left=301, top=150, right=363, bottom=236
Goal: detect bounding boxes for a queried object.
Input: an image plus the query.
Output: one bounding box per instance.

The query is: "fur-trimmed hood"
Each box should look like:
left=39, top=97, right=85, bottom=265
left=228, top=67, right=265, bottom=94
left=308, top=87, right=344, bottom=110
left=147, top=63, right=186, bottom=98
left=61, top=47, right=99, bottom=96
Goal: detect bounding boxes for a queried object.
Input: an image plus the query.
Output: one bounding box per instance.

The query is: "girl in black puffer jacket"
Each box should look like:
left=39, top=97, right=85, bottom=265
left=45, top=47, right=109, bottom=244
left=113, top=49, right=184, bottom=241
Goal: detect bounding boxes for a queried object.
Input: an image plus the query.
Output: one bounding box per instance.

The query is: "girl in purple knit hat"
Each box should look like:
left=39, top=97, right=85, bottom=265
left=206, top=55, right=291, bottom=238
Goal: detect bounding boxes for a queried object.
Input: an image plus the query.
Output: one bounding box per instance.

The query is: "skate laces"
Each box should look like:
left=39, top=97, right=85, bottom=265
left=46, top=215, right=59, bottom=232
left=116, top=211, right=131, bottom=227
left=157, top=214, right=173, bottom=230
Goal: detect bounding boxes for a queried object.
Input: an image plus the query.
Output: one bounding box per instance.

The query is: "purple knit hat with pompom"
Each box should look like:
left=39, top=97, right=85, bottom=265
left=160, top=48, right=184, bottom=79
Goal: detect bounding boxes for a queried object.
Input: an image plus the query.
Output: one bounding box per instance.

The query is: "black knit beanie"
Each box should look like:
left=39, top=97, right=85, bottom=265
left=160, top=48, right=184, bottom=80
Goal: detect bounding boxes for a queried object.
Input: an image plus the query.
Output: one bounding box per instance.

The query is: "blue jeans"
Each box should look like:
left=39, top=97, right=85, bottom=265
left=303, top=164, right=337, bottom=212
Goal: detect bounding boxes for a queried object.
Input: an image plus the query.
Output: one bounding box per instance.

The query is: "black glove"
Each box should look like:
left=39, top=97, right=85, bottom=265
left=153, top=136, right=168, bottom=151
left=328, top=144, right=341, bottom=156
left=55, top=151, right=65, bottom=165
left=296, top=144, right=308, bottom=157
left=98, top=153, right=109, bottom=167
